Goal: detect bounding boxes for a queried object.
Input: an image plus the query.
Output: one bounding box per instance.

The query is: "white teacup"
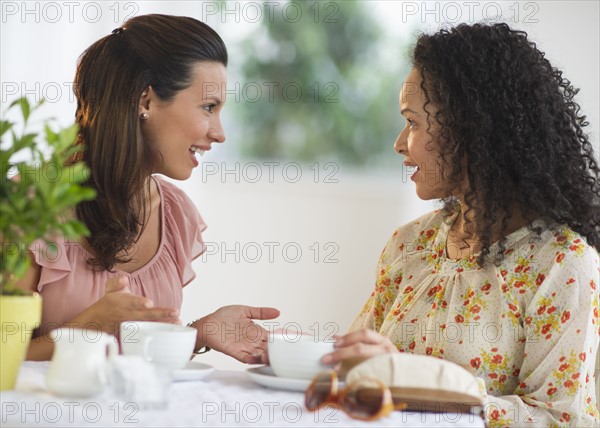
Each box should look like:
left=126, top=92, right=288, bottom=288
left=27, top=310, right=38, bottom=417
left=119, top=321, right=196, bottom=371
left=268, top=331, right=335, bottom=379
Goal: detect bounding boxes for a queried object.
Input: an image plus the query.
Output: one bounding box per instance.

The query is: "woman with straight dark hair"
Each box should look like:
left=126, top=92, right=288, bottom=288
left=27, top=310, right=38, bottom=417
left=16, top=14, right=279, bottom=362
left=324, top=23, right=599, bottom=426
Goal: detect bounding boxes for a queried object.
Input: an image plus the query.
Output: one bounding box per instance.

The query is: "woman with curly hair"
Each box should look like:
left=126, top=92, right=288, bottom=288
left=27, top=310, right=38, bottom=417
left=324, top=23, right=599, bottom=426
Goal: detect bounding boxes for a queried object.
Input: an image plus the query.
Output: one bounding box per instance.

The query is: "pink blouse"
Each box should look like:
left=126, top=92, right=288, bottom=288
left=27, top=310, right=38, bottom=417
left=30, top=176, right=206, bottom=332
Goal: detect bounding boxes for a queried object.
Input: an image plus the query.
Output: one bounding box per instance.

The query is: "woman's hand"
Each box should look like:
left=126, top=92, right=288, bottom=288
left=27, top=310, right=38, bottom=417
left=27, top=276, right=180, bottom=360
left=191, top=305, right=280, bottom=364
left=70, top=276, right=180, bottom=335
left=321, top=328, right=398, bottom=365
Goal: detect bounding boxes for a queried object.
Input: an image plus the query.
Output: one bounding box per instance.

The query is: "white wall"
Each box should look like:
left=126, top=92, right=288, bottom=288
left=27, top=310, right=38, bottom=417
left=2, top=1, right=598, bottom=371
left=177, top=169, right=434, bottom=370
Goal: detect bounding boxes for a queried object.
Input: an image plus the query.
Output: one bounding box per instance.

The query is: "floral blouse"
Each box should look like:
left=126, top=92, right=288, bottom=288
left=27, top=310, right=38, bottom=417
left=350, top=210, right=599, bottom=427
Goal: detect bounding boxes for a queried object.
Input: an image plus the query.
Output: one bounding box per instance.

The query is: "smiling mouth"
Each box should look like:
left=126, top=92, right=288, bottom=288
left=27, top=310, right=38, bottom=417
left=189, top=146, right=206, bottom=157
left=406, top=165, right=420, bottom=174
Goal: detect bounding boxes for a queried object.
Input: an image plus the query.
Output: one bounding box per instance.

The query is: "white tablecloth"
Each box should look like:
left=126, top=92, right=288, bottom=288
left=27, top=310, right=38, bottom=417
left=1, top=361, right=485, bottom=427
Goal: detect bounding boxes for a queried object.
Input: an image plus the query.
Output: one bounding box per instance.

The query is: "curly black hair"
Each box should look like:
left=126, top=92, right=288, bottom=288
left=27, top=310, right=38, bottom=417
left=411, top=22, right=600, bottom=264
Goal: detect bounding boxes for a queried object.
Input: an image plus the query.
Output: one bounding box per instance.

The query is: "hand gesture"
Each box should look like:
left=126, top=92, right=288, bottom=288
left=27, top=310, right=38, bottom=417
left=71, top=276, right=180, bottom=335
left=192, top=305, right=280, bottom=364
left=321, top=328, right=398, bottom=366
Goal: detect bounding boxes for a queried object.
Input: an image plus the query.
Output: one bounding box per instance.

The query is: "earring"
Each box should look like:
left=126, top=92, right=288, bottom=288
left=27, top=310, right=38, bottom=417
left=140, top=113, right=148, bottom=120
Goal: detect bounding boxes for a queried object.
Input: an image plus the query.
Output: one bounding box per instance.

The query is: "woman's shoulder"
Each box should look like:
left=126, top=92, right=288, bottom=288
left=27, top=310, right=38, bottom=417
left=381, top=210, right=446, bottom=255
left=153, top=175, right=203, bottom=220
left=390, top=209, right=447, bottom=241
left=153, top=175, right=207, bottom=237
left=506, top=221, right=599, bottom=297
left=539, top=222, right=599, bottom=265
left=497, top=219, right=598, bottom=271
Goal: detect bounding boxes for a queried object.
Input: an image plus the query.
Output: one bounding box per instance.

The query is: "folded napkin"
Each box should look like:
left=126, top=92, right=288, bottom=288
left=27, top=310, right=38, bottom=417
left=345, top=353, right=485, bottom=413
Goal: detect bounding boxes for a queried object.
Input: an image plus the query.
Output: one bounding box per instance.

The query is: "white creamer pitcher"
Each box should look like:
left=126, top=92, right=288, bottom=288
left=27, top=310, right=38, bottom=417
left=46, top=328, right=117, bottom=397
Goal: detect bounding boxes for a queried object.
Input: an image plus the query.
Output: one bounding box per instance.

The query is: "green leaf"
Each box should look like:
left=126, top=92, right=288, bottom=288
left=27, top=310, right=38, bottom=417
left=44, top=124, right=58, bottom=148
left=0, top=156, right=15, bottom=177
left=16, top=133, right=37, bottom=152
left=56, top=124, right=79, bottom=152
left=32, top=98, right=46, bottom=111
left=8, top=97, right=24, bottom=110
left=61, top=144, right=84, bottom=161
left=61, top=163, right=89, bottom=184
left=71, top=221, right=90, bottom=236
left=13, top=98, right=32, bottom=123
left=61, top=222, right=76, bottom=238
left=12, top=256, right=30, bottom=279
left=0, top=120, right=12, bottom=138
left=76, top=187, right=96, bottom=201
left=1, top=96, right=96, bottom=293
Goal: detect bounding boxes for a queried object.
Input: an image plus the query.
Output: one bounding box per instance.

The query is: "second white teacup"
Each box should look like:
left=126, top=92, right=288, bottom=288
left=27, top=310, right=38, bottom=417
left=120, top=321, right=196, bottom=371
left=268, top=331, right=335, bottom=380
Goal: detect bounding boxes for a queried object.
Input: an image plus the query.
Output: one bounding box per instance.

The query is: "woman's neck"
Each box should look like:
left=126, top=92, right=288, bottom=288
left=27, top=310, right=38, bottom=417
left=133, top=176, right=159, bottom=241
left=447, top=200, right=531, bottom=257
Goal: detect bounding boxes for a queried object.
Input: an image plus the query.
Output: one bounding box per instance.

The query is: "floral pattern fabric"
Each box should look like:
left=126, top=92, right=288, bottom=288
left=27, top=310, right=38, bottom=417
left=350, top=210, right=599, bottom=427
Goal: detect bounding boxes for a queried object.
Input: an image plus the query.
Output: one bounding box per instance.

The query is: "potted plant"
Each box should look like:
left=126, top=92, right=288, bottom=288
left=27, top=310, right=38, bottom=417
left=0, top=98, right=95, bottom=390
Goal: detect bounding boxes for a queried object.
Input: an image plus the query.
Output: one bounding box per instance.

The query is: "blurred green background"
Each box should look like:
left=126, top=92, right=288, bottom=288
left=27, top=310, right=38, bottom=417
left=225, top=0, right=412, bottom=168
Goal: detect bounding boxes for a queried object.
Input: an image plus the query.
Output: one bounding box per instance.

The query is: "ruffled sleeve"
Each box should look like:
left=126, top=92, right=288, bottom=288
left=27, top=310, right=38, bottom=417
left=156, top=176, right=207, bottom=287
left=28, top=237, right=72, bottom=292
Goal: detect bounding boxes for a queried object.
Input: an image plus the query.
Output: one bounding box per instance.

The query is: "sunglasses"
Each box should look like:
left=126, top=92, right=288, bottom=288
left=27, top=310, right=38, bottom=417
left=305, top=370, right=407, bottom=421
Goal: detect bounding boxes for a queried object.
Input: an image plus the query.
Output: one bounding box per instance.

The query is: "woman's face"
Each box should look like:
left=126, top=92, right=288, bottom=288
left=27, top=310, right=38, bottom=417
left=394, top=67, right=451, bottom=200
left=140, top=61, right=227, bottom=180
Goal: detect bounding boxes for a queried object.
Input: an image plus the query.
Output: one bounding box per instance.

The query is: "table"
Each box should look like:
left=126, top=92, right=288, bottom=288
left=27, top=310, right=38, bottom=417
left=1, top=361, right=485, bottom=427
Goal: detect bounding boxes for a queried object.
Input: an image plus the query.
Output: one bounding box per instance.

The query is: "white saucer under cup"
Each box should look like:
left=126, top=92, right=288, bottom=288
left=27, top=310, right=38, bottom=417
left=247, top=366, right=311, bottom=392
left=172, top=361, right=214, bottom=382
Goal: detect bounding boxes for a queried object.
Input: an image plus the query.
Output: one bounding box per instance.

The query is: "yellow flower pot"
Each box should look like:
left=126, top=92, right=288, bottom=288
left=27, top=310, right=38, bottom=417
left=0, top=293, right=42, bottom=390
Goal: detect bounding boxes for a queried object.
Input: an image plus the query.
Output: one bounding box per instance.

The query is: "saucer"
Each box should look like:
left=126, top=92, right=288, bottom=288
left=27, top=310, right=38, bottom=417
left=246, top=366, right=311, bottom=392
left=172, top=361, right=214, bottom=382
